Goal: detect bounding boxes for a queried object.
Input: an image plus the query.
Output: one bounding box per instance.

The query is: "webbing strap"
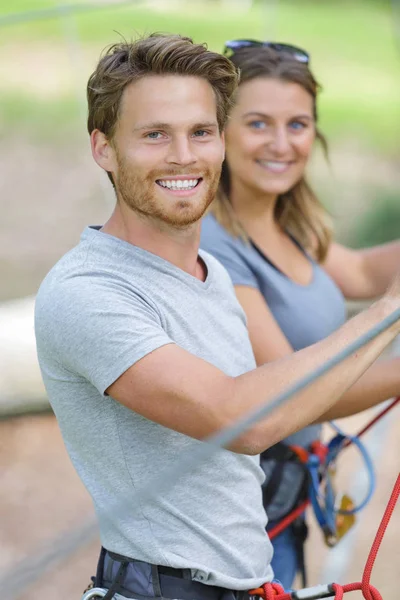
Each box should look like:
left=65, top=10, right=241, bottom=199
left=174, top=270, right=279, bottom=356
left=102, top=561, right=129, bottom=600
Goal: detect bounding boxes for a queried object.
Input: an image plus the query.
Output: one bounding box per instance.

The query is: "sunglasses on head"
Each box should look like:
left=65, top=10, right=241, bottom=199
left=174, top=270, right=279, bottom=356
left=223, top=39, right=310, bottom=64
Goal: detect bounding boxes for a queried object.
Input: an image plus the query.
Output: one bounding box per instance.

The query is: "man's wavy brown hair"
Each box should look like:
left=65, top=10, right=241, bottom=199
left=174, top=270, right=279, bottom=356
left=87, top=33, right=239, bottom=138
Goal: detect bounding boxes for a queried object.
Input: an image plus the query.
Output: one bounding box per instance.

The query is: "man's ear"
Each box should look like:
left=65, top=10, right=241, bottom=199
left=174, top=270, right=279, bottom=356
left=90, top=129, right=116, bottom=174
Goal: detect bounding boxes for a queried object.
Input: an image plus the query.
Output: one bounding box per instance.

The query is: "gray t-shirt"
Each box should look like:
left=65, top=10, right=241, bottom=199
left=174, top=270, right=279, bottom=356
left=201, top=214, right=346, bottom=448
left=35, top=226, right=273, bottom=590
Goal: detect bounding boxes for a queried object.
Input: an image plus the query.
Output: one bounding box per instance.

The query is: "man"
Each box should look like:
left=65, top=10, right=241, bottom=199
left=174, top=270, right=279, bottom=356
left=35, top=34, right=400, bottom=600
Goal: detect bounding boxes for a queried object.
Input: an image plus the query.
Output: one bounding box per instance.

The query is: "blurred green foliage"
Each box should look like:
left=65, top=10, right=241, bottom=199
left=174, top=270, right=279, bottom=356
left=1, top=0, right=399, bottom=153
left=352, top=190, right=400, bottom=248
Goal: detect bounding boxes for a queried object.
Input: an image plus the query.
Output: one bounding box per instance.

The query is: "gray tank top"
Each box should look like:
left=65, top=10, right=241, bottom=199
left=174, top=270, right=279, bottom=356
left=200, top=213, right=346, bottom=448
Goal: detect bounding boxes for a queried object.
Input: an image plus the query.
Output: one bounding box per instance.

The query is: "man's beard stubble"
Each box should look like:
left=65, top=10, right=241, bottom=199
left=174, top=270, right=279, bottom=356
left=115, top=156, right=221, bottom=229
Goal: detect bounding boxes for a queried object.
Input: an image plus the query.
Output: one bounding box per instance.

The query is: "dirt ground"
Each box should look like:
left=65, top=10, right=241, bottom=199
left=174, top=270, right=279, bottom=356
left=0, top=405, right=399, bottom=600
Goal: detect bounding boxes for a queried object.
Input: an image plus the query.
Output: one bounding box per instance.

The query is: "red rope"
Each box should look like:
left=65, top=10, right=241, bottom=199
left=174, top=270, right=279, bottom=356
left=333, top=473, right=400, bottom=600
left=251, top=473, right=400, bottom=600
left=331, top=581, right=382, bottom=600
left=268, top=500, right=310, bottom=540
left=249, top=582, right=292, bottom=600
left=263, top=582, right=291, bottom=599
left=343, top=397, right=400, bottom=449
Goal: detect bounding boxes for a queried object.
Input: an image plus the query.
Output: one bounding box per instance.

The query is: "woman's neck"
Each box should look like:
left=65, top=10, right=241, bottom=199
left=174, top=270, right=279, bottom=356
left=229, top=178, right=280, bottom=237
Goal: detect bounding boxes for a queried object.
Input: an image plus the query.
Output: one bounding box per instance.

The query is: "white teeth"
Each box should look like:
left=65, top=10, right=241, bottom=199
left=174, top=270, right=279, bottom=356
left=259, top=161, right=290, bottom=172
left=158, top=178, right=199, bottom=190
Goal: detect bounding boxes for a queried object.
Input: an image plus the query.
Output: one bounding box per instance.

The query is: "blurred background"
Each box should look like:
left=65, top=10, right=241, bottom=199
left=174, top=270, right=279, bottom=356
left=0, top=0, right=399, bottom=599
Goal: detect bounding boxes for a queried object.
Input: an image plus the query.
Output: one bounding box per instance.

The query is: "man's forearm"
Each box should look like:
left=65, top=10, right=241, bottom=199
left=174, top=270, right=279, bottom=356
left=314, top=356, right=400, bottom=422
left=230, top=298, right=399, bottom=454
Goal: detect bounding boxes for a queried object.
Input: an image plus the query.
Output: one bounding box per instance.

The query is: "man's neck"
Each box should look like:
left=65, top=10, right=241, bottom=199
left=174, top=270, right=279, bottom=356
left=101, top=206, right=204, bottom=280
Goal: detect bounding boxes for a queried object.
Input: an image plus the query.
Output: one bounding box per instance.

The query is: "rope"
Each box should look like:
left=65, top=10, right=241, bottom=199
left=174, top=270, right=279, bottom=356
left=361, top=472, right=399, bottom=597
left=343, top=397, right=400, bottom=448
left=254, top=473, right=400, bottom=600
left=249, top=582, right=291, bottom=599
left=268, top=500, right=310, bottom=540
left=263, top=582, right=291, bottom=599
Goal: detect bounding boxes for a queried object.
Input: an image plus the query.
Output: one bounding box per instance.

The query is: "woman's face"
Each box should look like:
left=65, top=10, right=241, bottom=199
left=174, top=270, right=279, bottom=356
left=225, top=77, right=316, bottom=199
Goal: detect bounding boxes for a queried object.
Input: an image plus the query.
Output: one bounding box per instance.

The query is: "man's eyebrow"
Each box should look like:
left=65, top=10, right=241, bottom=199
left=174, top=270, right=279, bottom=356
left=242, top=111, right=313, bottom=120
left=133, top=122, right=171, bottom=132
left=192, top=121, right=219, bottom=129
left=133, top=121, right=219, bottom=132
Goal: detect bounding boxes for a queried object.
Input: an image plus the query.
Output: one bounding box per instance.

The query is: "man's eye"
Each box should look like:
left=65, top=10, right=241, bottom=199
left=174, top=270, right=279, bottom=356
left=193, top=130, right=208, bottom=137
left=146, top=132, right=163, bottom=139
left=249, top=121, right=266, bottom=130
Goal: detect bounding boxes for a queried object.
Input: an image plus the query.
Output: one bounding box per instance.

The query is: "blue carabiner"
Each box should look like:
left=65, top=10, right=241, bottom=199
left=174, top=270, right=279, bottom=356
left=307, top=454, right=336, bottom=536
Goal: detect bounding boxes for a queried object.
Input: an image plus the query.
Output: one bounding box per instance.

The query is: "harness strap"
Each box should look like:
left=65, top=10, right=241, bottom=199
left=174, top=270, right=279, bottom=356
left=102, top=560, right=129, bottom=600
left=95, top=548, right=256, bottom=600
left=263, top=460, right=287, bottom=508
left=292, top=518, right=308, bottom=588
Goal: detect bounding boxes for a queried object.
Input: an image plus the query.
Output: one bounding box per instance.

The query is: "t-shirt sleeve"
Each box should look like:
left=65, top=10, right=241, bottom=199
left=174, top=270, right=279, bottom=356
left=201, top=227, right=258, bottom=289
left=35, top=275, right=174, bottom=395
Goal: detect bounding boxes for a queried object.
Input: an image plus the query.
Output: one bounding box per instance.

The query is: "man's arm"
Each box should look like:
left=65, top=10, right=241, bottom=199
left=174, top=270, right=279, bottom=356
left=107, top=294, right=400, bottom=455
left=234, top=285, right=400, bottom=423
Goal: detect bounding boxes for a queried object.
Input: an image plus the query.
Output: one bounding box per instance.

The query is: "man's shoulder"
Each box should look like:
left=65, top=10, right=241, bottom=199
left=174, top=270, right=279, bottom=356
left=36, top=231, right=98, bottom=301
left=36, top=227, right=141, bottom=299
left=34, top=229, right=136, bottom=331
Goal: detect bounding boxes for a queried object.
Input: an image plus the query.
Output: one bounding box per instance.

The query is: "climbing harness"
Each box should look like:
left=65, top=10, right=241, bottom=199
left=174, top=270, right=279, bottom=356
left=267, top=397, right=400, bottom=547
left=84, top=473, right=399, bottom=599
left=260, top=397, right=399, bottom=589
left=83, top=398, right=400, bottom=600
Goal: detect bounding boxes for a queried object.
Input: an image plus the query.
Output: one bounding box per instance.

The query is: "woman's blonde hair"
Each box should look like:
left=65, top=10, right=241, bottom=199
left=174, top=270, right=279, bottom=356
left=211, top=46, right=332, bottom=262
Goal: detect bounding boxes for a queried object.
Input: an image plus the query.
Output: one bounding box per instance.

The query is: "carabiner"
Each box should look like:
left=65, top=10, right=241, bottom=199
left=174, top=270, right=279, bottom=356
left=81, top=588, right=108, bottom=599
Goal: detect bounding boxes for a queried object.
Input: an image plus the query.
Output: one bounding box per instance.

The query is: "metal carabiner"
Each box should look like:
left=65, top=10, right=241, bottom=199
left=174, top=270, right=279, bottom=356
left=81, top=588, right=129, bottom=600
left=81, top=588, right=108, bottom=599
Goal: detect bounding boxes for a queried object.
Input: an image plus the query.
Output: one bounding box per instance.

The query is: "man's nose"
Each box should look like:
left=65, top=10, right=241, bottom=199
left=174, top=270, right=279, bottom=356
left=166, top=136, right=197, bottom=166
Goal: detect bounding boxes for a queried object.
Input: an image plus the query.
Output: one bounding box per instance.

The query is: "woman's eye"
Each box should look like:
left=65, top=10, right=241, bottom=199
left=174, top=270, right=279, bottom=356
left=249, top=120, right=266, bottom=130
left=289, top=121, right=307, bottom=131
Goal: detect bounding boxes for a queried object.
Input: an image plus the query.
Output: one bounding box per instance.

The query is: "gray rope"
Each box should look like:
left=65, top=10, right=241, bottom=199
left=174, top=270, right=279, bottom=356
left=1, top=307, right=399, bottom=599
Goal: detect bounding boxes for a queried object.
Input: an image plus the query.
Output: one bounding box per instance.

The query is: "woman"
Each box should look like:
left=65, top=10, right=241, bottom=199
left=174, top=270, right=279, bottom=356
left=200, top=40, right=400, bottom=590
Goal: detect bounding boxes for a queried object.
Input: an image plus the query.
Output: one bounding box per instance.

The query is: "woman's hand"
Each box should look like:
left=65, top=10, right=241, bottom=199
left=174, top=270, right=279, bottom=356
left=323, top=241, right=400, bottom=300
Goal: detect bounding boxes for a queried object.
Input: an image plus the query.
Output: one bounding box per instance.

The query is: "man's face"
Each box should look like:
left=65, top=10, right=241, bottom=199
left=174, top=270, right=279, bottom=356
left=96, top=75, right=225, bottom=228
